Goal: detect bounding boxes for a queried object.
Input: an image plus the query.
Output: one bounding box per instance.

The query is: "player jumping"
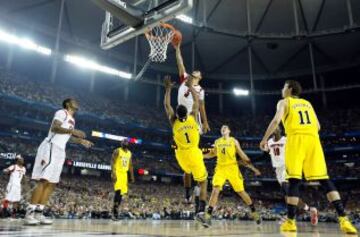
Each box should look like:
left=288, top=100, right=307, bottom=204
left=260, top=80, right=357, bottom=234
left=163, top=75, right=209, bottom=227
left=267, top=126, right=318, bottom=225
left=111, top=139, right=135, bottom=220
left=3, top=155, right=26, bottom=218
left=174, top=40, right=210, bottom=211
left=204, top=125, right=262, bottom=226
left=25, top=98, right=93, bottom=225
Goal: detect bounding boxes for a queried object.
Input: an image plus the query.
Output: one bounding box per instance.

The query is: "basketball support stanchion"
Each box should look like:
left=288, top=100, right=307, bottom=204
left=134, top=59, right=152, bottom=81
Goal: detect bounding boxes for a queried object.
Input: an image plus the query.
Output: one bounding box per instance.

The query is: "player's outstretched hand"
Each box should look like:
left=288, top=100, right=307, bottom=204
left=164, top=75, right=174, bottom=89
left=81, top=139, right=94, bottom=149
left=259, top=139, right=269, bottom=152
left=253, top=168, right=261, bottom=176
left=72, top=129, right=86, bottom=139
left=203, top=123, right=211, bottom=134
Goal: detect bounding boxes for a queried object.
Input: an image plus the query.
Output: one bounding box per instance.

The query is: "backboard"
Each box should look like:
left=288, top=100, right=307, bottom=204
left=92, top=0, right=193, bottom=50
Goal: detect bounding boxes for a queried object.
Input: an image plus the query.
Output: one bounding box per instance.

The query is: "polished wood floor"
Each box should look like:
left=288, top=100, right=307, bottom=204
left=0, top=219, right=356, bottom=237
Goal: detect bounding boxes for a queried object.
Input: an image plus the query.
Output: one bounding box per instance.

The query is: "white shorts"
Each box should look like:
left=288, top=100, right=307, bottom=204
left=5, top=184, right=21, bottom=202
left=275, top=165, right=287, bottom=184
left=32, top=140, right=66, bottom=184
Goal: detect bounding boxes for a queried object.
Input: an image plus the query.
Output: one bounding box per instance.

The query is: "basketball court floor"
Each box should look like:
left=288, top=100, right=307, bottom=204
left=0, top=219, right=356, bottom=237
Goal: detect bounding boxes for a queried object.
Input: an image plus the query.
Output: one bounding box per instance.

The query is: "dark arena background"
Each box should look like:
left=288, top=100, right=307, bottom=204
left=0, top=0, right=360, bottom=236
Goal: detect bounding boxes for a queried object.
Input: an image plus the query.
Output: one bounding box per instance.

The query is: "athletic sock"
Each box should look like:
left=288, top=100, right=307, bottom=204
left=207, top=206, right=214, bottom=215
left=26, top=204, right=36, bottom=215
left=199, top=200, right=206, bottom=213
left=37, top=205, right=45, bottom=211
left=331, top=200, right=346, bottom=217
left=249, top=204, right=256, bottom=212
left=287, top=204, right=297, bottom=220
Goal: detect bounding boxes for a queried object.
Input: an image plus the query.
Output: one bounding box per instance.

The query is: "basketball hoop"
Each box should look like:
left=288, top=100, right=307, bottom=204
left=145, top=23, right=176, bottom=63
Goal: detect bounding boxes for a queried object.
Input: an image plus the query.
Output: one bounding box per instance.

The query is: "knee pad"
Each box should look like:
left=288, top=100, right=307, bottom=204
left=114, top=190, right=122, bottom=204
left=319, top=180, right=337, bottom=194
left=287, top=178, right=301, bottom=197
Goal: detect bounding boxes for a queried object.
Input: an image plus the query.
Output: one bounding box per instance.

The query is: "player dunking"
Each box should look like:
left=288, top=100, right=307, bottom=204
left=174, top=42, right=210, bottom=209
left=260, top=80, right=357, bottom=234
left=204, top=125, right=262, bottom=226
left=267, top=126, right=318, bottom=225
left=25, top=98, right=93, bottom=225
left=3, top=155, right=26, bottom=218
left=163, top=75, right=209, bottom=227
left=111, top=140, right=135, bottom=220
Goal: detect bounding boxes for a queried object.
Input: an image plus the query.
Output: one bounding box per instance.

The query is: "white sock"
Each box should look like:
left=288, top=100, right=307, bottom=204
left=26, top=204, right=36, bottom=215
left=37, top=204, right=45, bottom=211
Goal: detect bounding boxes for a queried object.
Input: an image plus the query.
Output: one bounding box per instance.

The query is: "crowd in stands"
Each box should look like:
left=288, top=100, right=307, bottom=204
left=1, top=68, right=360, bottom=138
left=1, top=175, right=360, bottom=222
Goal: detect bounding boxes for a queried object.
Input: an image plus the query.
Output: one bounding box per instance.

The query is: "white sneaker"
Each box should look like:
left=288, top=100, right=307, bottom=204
left=36, top=214, right=53, bottom=225
left=24, top=213, right=40, bottom=225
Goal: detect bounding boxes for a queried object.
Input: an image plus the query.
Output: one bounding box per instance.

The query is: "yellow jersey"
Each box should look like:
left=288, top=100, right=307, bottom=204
left=215, top=137, right=237, bottom=166
left=173, top=115, right=200, bottom=150
left=113, top=148, right=132, bottom=173
left=282, top=97, right=319, bottom=136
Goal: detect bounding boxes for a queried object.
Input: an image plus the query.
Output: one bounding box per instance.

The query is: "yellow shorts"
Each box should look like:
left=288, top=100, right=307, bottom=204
left=114, top=172, right=128, bottom=194
left=212, top=164, right=244, bottom=192
left=285, top=134, right=329, bottom=181
left=175, top=147, right=208, bottom=182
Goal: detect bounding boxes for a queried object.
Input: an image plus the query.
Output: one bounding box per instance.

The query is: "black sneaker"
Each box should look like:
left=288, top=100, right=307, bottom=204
left=111, top=214, right=120, bottom=221
left=195, top=212, right=211, bottom=228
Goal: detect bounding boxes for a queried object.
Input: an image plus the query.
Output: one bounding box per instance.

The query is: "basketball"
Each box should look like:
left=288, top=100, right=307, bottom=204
left=172, top=30, right=182, bottom=47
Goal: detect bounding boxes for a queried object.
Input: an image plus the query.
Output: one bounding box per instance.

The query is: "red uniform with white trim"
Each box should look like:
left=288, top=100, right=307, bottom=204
left=5, top=164, right=26, bottom=202
left=177, top=73, right=205, bottom=132
left=267, top=136, right=287, bottom=184
left=32, top=109, right=75, bottom=183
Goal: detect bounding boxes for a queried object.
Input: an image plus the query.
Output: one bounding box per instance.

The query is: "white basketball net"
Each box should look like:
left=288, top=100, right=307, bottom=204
left=146, top=24, right=175, bottom=63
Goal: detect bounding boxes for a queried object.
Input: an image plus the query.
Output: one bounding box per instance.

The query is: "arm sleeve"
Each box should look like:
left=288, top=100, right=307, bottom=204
left=53, top=110, right=67, bottom=123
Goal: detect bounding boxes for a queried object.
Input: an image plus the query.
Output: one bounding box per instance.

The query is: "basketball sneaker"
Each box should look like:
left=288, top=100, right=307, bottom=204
left=35, top=211, right=53, bottom=225
left=251, top=211, right=262, bottom=225
left=310, top=207, right=318, bottom=226
left=338, top=216, right=357, bottom=235
left=195, top=212, right=211, bottom=228
left=24, top=206, right=40, bottom=225
left=280, top=219, right=297, bottom=232
left=24, top=213, right=40, bottom=225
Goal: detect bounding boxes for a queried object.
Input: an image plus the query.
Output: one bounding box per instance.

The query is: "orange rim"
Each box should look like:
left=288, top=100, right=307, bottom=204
left=145, top=22, right=176, bottom=40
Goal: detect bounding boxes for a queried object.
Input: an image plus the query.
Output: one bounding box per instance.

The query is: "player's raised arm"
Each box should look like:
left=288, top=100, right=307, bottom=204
left=163, top=75, right=176, bottom=125
left=175, top=44, right=186, bottom=79
left=111, top=149, right=118, bottom=183
left=260, top=99, right=287, bottom=151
